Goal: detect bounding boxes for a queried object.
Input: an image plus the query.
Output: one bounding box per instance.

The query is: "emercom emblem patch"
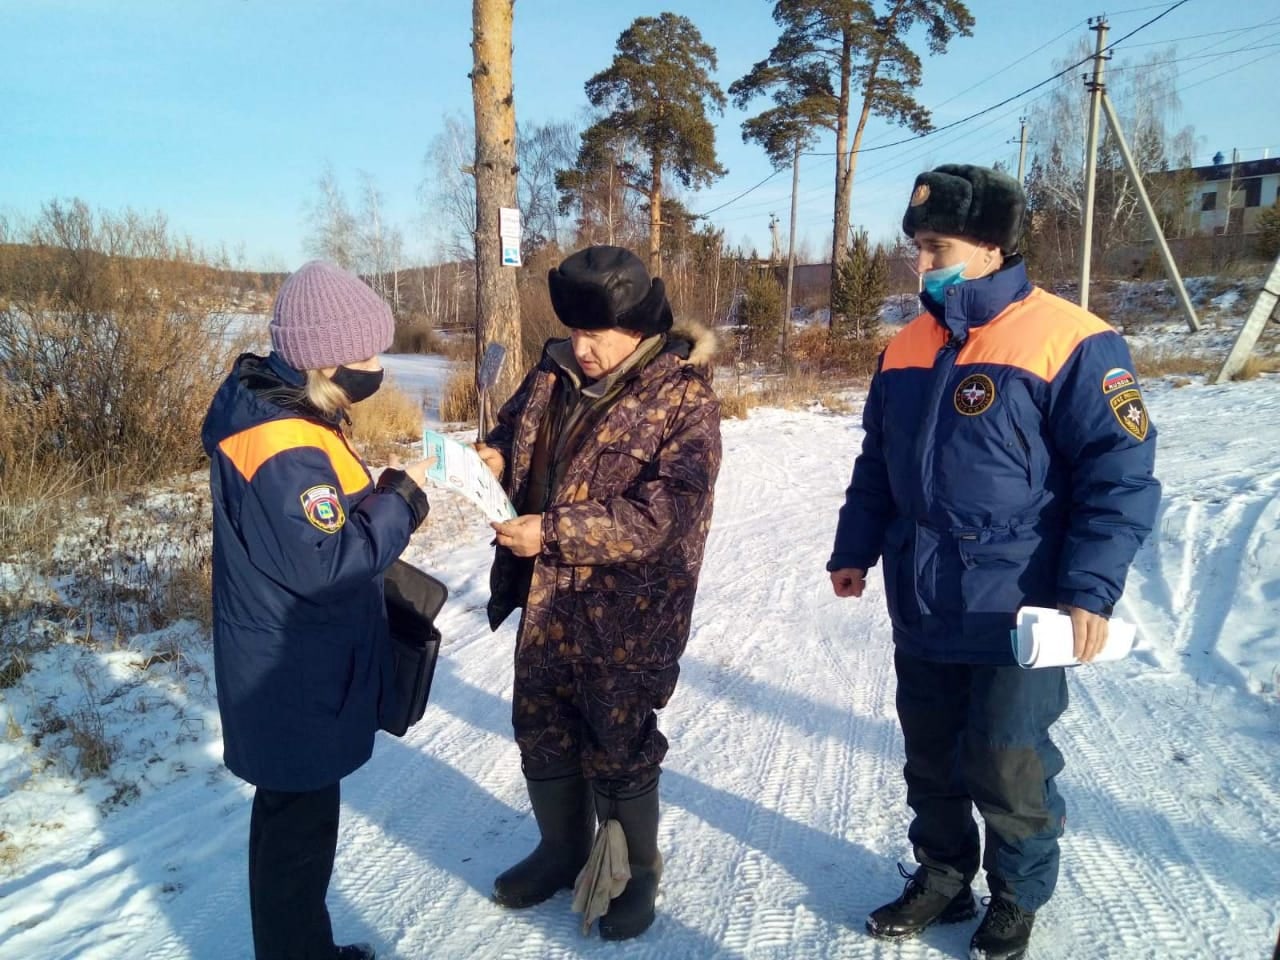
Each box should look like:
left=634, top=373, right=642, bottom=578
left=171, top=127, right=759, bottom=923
left=301, top=484, right=345, bottom=534
left=1102, top=367, right=1136, bottom=394
left=1109, top=389, right=1149, bottom=442
left=954, top=373, right=996, bottom=416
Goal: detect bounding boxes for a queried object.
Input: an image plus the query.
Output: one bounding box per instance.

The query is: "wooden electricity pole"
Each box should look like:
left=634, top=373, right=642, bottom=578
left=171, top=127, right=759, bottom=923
left=1216, top=253, right=1280, bottom=383
left=783, top=137, right=801, bottom=366
left=1078, top=15, right=1199, bottom=332
left=1079, top=17, right=1107, bottom=312
left=471, top=0, right=522, bottom=430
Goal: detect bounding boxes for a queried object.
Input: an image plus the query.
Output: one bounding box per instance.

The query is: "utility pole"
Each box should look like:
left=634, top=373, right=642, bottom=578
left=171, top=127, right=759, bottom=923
left=1079, top=16, right=1108, bottom=311
left=1008, top=117, right=1032, bottom=183
left=769, top=213, right=782, bottom=264
left=471, top=0, right=522, bottom=428
left=1216, top=252, right=1280, bottom=382
left=1075, top=15, right=1200, bottom=332
left=783, top=137, right=801, bottom=367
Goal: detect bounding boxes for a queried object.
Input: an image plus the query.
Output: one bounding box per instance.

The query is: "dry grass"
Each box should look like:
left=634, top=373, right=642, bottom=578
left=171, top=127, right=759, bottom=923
left=0, top=460, right=88, bottom=562
left=390, top=317, right=448, bottom=355
left=719, top=392, right=751, bottom=420
left=1230, top=354, right=1280, bottom=381
left=1129, top=346, right=1220, bottom=379
left=0, top=200, right=243, bottom=505
left=719, top=370, right=861, bottom=419
left=347, top=380, right=423, bottom=460
left=439, top=368, right=479, bottom=424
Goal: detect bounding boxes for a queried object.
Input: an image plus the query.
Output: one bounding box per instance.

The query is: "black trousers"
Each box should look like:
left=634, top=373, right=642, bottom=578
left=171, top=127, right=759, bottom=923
left=894, top=649, right=1068, bottom=912
left=249, top=783, right=341, bottom=960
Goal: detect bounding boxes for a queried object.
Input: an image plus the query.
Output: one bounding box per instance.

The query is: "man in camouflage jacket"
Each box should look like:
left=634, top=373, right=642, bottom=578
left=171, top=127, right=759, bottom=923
left=480, top=246, right=720, bottom=940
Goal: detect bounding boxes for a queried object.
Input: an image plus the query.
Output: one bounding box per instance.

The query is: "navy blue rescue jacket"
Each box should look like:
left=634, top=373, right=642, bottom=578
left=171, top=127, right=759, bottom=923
left=829, top=259, right=1160, bottom=663
left=202, top=353, right=428, bottom=791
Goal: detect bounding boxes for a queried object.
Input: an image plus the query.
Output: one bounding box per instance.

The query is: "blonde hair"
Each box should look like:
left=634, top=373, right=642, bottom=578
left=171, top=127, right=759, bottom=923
left=305, top=369, right=351, bottom=416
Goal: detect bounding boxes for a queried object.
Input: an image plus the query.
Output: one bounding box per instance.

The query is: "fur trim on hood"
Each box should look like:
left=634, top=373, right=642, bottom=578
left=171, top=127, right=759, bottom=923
left=669, top=320, right=718, bottom=371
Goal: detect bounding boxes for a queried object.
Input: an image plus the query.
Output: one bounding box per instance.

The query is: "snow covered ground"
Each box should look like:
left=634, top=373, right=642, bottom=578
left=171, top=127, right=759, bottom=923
left=1, top=367, right=1278, bottom=959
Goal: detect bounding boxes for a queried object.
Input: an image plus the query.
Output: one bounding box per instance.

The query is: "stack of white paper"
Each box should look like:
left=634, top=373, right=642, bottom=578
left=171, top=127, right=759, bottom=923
left=1013, top=606, right=1137, bottom=668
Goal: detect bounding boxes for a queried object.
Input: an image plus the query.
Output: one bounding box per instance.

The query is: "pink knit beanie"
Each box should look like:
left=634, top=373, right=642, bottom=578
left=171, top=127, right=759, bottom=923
left=269, top=261, right=394, bottom=370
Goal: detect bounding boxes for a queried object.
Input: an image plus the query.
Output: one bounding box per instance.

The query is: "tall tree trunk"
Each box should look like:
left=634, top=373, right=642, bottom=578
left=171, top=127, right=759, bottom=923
left=829, top=31, right=854, bottom=326
left=648, top=150, right=664, bottom=274
left=472, top=0, right=522, bottom=427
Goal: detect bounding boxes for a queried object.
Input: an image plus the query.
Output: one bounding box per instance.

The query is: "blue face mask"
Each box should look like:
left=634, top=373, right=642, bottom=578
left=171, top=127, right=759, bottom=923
left=921, top=260, right=971, bottom=301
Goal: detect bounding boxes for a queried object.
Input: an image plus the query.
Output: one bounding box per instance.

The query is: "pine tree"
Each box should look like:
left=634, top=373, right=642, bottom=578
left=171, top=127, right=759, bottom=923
left=575, top=13, right=727, bottom=273
left=731, top=0, right=974, bottom=312
left=830, top=229, right=887, bottom=339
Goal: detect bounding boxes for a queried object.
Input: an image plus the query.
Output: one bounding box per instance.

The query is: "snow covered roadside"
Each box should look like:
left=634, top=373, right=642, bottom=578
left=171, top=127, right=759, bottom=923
left=0, top=377, right=1277, bottom=959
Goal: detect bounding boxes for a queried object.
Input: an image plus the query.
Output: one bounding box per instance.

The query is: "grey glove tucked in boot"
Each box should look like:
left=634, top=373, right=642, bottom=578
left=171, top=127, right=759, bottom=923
left=593, top=774, right=662, bottom=941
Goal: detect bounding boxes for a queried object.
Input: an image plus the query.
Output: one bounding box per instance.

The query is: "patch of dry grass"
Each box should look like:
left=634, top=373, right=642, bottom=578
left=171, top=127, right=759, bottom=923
left=718, top=370, right=861, bottom=419
left=347, top=380, right=424, bottom=460
left=439, top=368, right=479, bottom=424
left=1230, top=354, right=1280, bottom=381
left=1129, top=346, right=1220, bottom=378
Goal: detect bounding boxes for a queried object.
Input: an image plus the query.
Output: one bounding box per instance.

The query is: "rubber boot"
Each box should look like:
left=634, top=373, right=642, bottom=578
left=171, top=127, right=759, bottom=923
left=492, top=773, right=595, bottom=908
left=595, top=777, right=662, bottom=941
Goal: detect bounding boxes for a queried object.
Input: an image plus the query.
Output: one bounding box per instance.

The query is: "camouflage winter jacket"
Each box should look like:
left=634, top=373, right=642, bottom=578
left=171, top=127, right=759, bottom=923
left=485, top=323, right=721, bottom=671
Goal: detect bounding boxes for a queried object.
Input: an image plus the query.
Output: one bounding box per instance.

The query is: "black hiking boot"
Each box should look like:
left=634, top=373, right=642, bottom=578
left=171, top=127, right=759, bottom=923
left=595, top=777, right=662, bottom=941
left=493, top=773, right=595, bottom=908
left=865, top=863, right=977, bottom=940
left=334, top=944, right=375, bottom=960
left=969, top=896, right=1035, bottom=960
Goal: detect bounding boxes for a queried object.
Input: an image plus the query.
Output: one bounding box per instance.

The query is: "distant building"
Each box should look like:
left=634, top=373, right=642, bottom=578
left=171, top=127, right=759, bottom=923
left=1182, top=156, right=1280, bottom=236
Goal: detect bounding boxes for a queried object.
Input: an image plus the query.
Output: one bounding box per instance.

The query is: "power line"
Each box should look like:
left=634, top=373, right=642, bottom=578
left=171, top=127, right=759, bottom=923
left=1106, top=40, right=1280, bottom=72
left=693, top=169, right=785, bottom=218
left=1117, top=16, right=1280, bottom=48
left=800, top=0, right=1193, bottom=159
left=1177, top=46, right=1280, bottom=94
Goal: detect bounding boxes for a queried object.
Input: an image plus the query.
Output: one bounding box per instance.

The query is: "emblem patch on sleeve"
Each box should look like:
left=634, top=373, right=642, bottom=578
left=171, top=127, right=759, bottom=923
left=1102, top=367, right=1136, bottom=394
left=954, top=373, right=996, bottom=416
left=1109, top=389, right=1149, bottom=441
left=300, top=484, right=346, bottom=533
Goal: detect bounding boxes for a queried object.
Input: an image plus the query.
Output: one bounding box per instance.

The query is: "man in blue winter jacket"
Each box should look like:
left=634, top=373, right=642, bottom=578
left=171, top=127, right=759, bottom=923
left=829, top=164, right=1160, bottom=960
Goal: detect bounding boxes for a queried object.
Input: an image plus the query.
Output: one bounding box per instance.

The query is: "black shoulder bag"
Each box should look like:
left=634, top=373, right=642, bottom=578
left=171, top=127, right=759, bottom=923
left=379, top=559, right=448, bottom=737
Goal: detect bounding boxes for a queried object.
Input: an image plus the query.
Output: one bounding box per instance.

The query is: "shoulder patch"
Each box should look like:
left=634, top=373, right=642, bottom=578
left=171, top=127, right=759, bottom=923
left=954, top=373, right=996, bottom=416
left=1102, top=367, right=1136, bottom=394
left=301, top=484, right=346, bottom=533
left=1109, top=389, right=1149, bottom=441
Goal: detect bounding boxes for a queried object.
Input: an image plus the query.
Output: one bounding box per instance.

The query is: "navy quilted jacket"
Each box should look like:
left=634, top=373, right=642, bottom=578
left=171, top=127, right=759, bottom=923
left=201, top=353, right=427, bottom=790
left=829, top=260, right=1160, bottom=663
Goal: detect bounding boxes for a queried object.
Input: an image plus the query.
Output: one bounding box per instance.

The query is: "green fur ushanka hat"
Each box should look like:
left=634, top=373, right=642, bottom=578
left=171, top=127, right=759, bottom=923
left=901, top=164, right=1026, bottom=254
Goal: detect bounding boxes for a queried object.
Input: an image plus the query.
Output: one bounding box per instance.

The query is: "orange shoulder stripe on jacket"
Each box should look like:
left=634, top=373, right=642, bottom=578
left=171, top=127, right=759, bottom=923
left=958, top=288, right=1114, bottom=382
left=218, top=418, right=369, bottom=494
left=881, top=313, right=947, bottom=372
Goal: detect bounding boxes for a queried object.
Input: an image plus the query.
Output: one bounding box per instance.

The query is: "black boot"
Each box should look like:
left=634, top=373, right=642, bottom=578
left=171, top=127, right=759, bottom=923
left=595, top=777, right=662, bottom=941
left=969, top=896, right=1035, bottom=960
left=492, top=773, right=595, bottom=908
left=334, top=945, right=375, bottom=960
left=865, top=863, right=977, bottom=940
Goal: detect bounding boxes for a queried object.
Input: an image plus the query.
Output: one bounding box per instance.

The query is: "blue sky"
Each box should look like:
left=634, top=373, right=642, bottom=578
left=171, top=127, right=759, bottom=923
left=3, top=0, right=1277, bottom=270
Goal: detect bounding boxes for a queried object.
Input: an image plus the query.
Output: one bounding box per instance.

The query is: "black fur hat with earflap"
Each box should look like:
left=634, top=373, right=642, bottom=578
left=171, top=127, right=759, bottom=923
left=547, top=245, right=674, bottom=336
left=901, top=164, right=1026, bottom=254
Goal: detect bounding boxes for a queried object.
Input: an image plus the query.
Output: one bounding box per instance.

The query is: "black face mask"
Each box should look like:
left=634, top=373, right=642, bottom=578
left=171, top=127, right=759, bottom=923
left=331, top=365, right=384, bottom=403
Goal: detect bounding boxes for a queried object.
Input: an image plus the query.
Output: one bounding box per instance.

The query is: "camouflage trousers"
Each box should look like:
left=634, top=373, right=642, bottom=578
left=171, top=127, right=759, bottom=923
left=512, top=643, right=680, bottom=789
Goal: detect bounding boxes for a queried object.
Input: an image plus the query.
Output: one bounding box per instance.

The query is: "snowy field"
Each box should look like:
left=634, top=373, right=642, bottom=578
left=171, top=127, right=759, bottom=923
left=1, top=369, right=1278, bottom=959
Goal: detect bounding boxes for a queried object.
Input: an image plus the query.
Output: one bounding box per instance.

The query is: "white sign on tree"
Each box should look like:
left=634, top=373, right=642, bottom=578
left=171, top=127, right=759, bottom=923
left=499, top=206, right=521, bottom=267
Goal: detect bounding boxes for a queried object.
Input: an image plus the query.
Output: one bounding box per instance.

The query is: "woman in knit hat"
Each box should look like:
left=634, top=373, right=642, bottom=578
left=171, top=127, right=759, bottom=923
left=201, top=260, right=433, bottom=960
